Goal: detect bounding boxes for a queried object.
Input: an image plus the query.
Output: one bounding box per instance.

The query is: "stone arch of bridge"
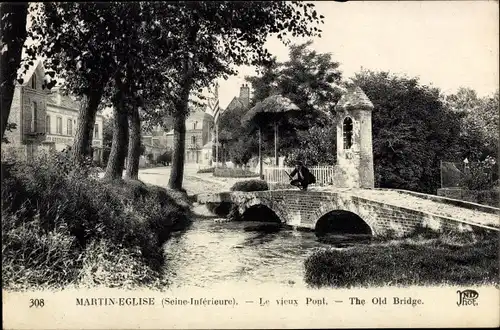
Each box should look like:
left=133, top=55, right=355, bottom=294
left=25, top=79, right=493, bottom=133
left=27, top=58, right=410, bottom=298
left=238, top=197, right=289, bottom=224
left=312, top=204, right=377, bottom=236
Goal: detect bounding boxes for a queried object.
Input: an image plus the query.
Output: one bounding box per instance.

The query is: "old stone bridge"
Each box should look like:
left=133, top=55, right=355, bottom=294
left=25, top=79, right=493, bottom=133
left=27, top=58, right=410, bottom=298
left=197, top=87, right=499, bottom=237
left=197, top=188, right=500, bottom=237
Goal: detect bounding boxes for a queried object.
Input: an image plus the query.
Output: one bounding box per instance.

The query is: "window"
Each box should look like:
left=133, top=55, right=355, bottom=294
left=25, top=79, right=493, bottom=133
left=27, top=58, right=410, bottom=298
left=56, top=117, right=62, bottom=134
left=30, top=102, right=38, bottom=132
left=193, top=121, right=197, bottom=130
left=31, top=74, right=37, bottom=89
left=67, top=119, right=73, bottom=136
left=94, top=124, right=99, bottom=139
left=343, top=117, right=353, bottom=150
left=191, top=136, right=196, bottom=146
left=46, top=115, right=51, bottom=133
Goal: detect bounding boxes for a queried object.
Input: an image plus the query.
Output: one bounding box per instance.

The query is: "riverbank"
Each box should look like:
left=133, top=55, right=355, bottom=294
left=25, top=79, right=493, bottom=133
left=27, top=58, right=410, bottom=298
left=2, top=156, right=191, bottom=291
left=305, top=228, right=499, bottom=288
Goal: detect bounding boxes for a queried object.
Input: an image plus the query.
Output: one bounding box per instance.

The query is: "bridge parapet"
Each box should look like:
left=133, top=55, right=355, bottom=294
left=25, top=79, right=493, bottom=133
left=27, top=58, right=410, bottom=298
left=196, top=189, right=499, bottom=236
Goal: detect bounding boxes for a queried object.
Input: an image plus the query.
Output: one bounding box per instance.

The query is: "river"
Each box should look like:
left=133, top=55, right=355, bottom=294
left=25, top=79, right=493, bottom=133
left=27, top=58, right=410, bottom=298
left=138, top=167, right=371, bottom=289
left=162, top=214, right=371, bottom=289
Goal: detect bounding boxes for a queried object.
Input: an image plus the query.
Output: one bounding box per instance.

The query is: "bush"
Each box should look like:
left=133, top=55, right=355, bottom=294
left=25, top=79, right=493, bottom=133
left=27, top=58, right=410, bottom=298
left=214, top=167, right=260, bottom=178
left=1, top=154, right=190, bottom=290
left=460, top=157, right=497, bottom=190
left=230, top=179, right=269, bottom=192
left=197, top=167, right=215, bottom=174
left=157, top=149, right=172, bottom=165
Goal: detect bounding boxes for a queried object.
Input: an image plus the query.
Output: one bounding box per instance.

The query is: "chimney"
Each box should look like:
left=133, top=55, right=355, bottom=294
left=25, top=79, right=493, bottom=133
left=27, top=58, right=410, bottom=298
left=239, top=84, right=250, bottom=108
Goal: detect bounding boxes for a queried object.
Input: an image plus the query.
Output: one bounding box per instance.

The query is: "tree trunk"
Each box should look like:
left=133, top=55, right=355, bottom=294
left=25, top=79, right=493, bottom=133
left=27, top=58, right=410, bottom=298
left=0, top=2, right=28, bottom=140
left=168, top=108, right=187, bottom=190
left=168, top=26, right=197, bottom=189
left=104, top=95, right=128, bottom=180
left=71, top=85, right=105, bottom=162
left=124, top=104, right=141, bottom=180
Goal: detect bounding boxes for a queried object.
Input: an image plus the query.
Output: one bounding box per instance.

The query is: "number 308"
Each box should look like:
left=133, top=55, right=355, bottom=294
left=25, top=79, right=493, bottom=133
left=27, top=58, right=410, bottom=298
left=29, top=299, right=45, bottom=308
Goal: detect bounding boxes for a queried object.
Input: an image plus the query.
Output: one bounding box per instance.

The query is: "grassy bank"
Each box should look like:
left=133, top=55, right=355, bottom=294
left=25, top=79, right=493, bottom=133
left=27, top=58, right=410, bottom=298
left=304, top=227, right=499, bottom=288
left=1, top=153, right=191, bottom=291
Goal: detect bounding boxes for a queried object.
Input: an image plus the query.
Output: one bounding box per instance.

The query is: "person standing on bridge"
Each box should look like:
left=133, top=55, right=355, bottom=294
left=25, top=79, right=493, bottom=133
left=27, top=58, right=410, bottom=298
left=289, top=161, right=316, bottom=191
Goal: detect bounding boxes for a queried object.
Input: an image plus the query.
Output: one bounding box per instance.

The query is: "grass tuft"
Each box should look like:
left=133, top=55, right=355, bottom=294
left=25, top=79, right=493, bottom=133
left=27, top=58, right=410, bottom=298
left=304, top=226, right=499, bottom=288
left=2, top=154, right=190, bottom=290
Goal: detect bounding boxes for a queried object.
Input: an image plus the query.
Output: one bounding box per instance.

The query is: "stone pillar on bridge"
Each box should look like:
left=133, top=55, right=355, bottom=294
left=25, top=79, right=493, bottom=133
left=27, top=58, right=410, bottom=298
left=335, top=86, right=375, bottom=188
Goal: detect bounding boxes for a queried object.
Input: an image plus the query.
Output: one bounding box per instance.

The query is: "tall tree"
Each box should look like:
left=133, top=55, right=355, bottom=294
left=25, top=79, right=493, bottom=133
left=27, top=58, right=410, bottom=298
left=30, top=3, right=179, bottom=177
left=352, top=69, right=464, bottom=194
left=0, top=2, right=28, bottom=140
left=27, top=3, right=124, bottom=162
left=444, top=87, right=499, bottom=161
left=286, top=125, right=337, bottom=166
left=154, top=2, right=325, bottom=190
left=242, top=40, right=343, bottom=161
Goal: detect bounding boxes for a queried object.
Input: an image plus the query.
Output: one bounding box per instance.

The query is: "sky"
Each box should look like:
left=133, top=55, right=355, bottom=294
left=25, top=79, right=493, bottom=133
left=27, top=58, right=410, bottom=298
left=213, top=1, right=499, bottom=109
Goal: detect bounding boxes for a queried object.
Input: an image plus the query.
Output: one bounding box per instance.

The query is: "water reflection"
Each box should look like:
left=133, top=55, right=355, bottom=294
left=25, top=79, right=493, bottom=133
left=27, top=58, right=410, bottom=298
left=163, top=216, right=373, bottom=289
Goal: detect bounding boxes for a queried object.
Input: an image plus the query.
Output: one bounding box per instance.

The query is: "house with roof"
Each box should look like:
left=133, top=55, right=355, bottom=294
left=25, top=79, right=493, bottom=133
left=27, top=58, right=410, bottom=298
left=2, top=59, right=104, bottom=162
left=2, top=60, right=49, bottom=160
left=141, top=84, right=251, bottom=167
left=225, top=83, right=250, bottom=111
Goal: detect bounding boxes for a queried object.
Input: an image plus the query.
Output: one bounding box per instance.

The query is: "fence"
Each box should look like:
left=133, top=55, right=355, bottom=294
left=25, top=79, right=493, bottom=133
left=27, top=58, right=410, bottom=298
left=263, top=165, right=336, bottom=186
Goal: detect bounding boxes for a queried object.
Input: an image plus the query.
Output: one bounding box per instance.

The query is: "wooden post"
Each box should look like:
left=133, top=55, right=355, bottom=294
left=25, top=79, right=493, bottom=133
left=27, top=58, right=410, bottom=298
left=259, top=126, right=263, bottom=180
left=274, top=121, right=278, bottom=166
left=215, top=122, right=219, bottom=168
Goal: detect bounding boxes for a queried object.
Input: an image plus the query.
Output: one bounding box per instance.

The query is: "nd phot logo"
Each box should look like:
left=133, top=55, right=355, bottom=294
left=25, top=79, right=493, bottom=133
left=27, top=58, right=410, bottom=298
left=456, top=289, right=479, bottom=306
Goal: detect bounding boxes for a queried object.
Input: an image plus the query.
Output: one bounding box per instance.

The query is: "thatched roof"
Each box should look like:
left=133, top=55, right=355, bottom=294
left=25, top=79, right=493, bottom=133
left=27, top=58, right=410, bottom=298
left=241, top=94, right=300, bottom=127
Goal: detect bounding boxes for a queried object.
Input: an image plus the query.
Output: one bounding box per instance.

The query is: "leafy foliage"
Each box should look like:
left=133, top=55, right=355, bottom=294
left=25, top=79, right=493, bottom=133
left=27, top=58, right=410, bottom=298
left=305, top=228, right=498, bottom=288
left=157, top=149, right=173, bottom=165
left=459, top=156, right=498, bottom=191
left=352, top=70, right=465, bottom=193
left=238, top=41, right=342, bottom=161
left=0, top=2, right=29, bottom=139
left=286, top=125, right=337, bottom=166
left=230, top=179, right=269, bottom=192
left=444, top=87, right=499, bottom=161
left=159, top=2, right=325, bottom=189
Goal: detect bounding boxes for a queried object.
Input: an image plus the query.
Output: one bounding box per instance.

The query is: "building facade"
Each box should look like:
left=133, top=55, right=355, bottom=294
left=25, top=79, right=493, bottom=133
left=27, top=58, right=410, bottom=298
left=140, top=84, right=251, bottom=166
left=45, top=91, right=104, bottom=162
left=2, top=60, right=104, bottom=162
left=182, top=107, right=214, bottom=164
left=142, top=107, right=214, bottom=165
left=3, top=61, right=49, bottom=160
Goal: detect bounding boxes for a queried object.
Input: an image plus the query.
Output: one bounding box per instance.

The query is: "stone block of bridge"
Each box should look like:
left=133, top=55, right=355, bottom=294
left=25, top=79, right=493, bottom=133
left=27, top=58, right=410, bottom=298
left=233, top=190, right=495, bottom=236
left=197, top=189, right=498, bottom=236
